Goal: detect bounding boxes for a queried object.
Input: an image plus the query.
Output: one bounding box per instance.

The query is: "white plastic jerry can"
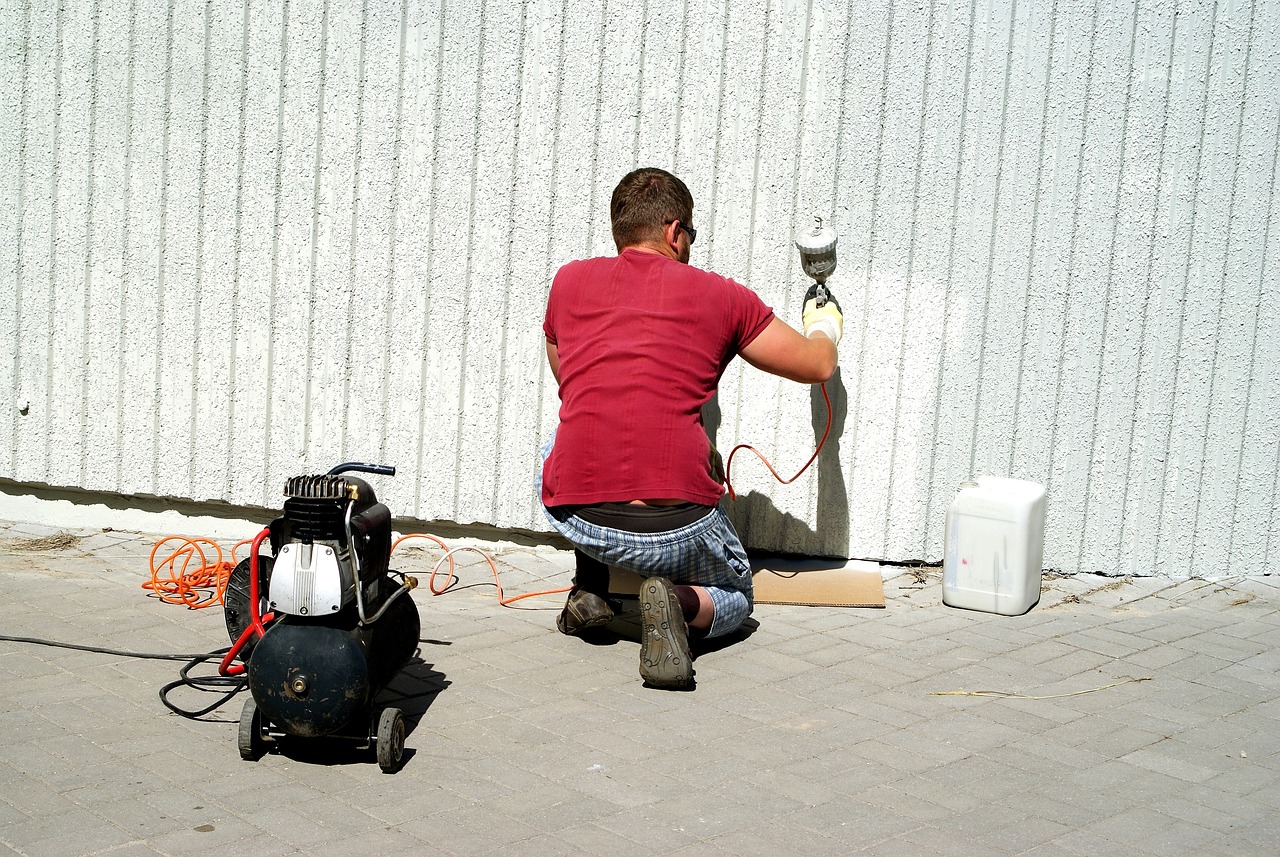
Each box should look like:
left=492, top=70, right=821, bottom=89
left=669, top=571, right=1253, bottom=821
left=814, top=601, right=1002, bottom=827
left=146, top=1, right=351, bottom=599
left=943, top=476, right=1047, bottom=616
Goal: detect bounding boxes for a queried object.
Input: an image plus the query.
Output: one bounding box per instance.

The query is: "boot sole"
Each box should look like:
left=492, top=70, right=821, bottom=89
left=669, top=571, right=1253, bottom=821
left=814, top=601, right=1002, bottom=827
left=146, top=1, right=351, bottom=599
left=638, top=577, right=693, bottom=688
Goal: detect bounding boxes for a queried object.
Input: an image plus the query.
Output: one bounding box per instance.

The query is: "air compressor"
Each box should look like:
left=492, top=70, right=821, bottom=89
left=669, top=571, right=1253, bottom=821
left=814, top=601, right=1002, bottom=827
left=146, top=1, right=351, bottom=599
left=222, top=462, right=421, bottom=773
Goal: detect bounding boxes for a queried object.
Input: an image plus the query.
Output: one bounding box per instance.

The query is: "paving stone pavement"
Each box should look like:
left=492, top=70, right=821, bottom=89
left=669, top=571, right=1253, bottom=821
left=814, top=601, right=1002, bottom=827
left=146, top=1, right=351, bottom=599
left=1, top=520, right=1278, bottom=856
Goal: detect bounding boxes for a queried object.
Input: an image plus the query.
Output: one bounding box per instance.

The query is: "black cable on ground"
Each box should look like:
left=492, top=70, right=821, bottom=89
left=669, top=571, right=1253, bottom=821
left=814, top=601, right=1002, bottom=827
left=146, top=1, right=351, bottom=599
left=158, top=649, right=249, bottom=719
left=0, top=634, right=245, bottom=720
left=0, top=633, right=214, bottom=660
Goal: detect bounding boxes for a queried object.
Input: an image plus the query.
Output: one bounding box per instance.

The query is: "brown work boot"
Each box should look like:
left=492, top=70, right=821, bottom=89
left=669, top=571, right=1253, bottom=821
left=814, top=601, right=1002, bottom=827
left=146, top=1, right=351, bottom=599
left=556, top=588, right=614, bottom=635
left=638, top=577, right=693, bottom=689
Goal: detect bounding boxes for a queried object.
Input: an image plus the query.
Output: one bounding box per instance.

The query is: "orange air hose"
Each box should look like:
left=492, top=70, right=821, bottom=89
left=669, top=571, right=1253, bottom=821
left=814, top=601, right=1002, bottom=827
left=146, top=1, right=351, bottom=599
left=146, top=383, right=832, bottom=624
left=723, top=381, right=832, bottom=501
left=219, top=527, right=273, bottom=676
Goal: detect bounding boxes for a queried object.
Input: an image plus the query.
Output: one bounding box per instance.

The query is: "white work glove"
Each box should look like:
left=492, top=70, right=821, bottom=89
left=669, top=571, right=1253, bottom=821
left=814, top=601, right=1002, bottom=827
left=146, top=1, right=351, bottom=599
left=802, top=283, right=843, bottom=346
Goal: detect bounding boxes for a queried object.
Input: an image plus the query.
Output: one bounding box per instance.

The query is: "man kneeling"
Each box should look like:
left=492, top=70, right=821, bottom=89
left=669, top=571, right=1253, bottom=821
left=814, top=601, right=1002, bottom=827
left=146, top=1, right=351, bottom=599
left=538, top=168, right=842, bottom=689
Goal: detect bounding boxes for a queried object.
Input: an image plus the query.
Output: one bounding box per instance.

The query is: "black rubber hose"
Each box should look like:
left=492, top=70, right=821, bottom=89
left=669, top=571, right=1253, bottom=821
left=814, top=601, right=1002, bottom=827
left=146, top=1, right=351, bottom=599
left=0, top=634, right=247, bottom=720
left=0, top=634, right=213, bottom=660
left=158, top=649, right=249, bottom=719
left=327, top=461, right=396, bottom=476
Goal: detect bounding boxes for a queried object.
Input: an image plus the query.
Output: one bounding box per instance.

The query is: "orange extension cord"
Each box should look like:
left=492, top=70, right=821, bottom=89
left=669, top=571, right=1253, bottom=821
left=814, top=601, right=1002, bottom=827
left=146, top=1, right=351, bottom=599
left=143, top=532, right=568, bottom=611
left=144, top=384, right=830, bottom=610
left=144, top=536, right=254, bottom=609
left=390, top=533, right=568, bottom=605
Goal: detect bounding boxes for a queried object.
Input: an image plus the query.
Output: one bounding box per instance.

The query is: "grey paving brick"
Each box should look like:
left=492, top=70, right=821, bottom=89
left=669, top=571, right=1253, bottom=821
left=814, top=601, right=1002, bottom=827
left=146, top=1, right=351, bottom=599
left=496, top=785, right=618, bottom=833
left=847, top=739, right=947, bottom=775
left=855, top=783, right=955, bottom=821
left=1236, top=813, right=1280, bottom=852
left=394, top=815, right=505, bottom=856
left=1202, top=759, right=1280, bottom=807
left=893, top=822, right=1023, bottom=856
left=1050, top=827, right=1159, bottom=856
left=5, top=816, right=138, bottom=856
left=957, top=810, right=1074, bottom=853
left=1119, top=744, right=1230, bottom=784
left=1000, top=787, right=1128, bottom=830
left=925, top=753, right=1050, bottom=803
left=550, top=820, right=660, bottom=854
left=701, top=823, right=840, bottom=857
left=1013, top=843, right=1085, bottom=857
left=592, top=807, right=702, bottom=851
left=786, top=797, right=925, bottom=847
left=913, top=709, right=1034, bottom=755
left=779, top=737, right=904, bottom=787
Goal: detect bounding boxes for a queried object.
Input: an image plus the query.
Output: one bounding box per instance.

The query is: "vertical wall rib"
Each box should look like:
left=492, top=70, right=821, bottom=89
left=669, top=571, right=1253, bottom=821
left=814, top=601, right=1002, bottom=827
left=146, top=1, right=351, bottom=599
left=3, top=0, right=34, bottom=480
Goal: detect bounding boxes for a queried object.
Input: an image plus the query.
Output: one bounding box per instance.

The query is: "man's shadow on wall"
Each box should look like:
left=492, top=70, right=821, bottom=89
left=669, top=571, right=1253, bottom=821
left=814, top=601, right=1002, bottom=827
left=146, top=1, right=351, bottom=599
left=705, top=368, right=850, bottom=560
left=593, top=372, right=851, bottom=665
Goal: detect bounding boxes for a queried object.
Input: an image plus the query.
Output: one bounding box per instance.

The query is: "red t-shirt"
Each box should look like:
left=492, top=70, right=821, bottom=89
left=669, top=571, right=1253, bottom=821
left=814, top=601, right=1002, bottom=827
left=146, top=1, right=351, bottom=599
left=542, top=249, right=775, bottom=506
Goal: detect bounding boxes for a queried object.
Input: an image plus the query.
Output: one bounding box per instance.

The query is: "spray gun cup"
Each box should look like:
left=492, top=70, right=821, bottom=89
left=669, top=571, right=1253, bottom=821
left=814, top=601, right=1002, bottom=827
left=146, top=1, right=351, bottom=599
left=795, top=218, right=838, bottom=285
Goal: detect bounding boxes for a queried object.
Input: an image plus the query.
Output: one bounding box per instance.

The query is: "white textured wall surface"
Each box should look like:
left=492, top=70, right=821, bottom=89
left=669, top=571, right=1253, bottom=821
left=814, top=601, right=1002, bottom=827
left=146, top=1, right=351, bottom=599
left=3, top=0, right=1277, bottom=574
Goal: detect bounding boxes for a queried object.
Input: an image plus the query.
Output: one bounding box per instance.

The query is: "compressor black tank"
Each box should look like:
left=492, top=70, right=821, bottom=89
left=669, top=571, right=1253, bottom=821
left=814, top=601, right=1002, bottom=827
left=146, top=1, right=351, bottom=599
left=248, top=576, right=420, bottom=737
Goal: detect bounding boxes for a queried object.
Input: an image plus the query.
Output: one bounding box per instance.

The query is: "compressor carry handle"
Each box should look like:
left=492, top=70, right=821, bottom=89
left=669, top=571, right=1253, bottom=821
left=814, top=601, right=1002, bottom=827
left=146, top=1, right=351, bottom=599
left=327, top=461, right=396, bottom=477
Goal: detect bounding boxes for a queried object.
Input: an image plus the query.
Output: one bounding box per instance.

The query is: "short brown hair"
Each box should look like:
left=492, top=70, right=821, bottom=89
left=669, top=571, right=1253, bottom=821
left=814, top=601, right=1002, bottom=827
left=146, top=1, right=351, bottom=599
left=610, top=168, right=694, bottom=250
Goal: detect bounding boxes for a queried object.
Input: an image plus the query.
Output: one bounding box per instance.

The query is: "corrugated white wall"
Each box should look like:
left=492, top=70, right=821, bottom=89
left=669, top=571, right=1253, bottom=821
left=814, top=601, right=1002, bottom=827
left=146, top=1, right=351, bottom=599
left=3, top=0, right=1277, bottom=575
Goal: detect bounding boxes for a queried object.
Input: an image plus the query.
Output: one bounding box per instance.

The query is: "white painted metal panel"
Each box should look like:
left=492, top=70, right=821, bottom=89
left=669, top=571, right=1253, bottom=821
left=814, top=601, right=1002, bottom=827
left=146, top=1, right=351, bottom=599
left=3, top=0, right=1278, bottom=576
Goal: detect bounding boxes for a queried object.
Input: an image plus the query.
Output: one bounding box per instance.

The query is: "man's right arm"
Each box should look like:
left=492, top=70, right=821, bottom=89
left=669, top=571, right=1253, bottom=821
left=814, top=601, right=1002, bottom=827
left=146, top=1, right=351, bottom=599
left=738, top=317, right=837, bottom=384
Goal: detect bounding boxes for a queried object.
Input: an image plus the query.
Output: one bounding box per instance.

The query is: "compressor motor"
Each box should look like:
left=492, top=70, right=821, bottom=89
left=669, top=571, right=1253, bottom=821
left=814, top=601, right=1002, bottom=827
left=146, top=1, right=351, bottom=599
left=224, top=462, right=421, bottom=773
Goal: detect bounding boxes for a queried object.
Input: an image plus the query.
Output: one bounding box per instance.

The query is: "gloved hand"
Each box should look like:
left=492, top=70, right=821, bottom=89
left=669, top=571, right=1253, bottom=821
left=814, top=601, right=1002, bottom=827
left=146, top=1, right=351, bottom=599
left=802, top=283, right=843, bottom=345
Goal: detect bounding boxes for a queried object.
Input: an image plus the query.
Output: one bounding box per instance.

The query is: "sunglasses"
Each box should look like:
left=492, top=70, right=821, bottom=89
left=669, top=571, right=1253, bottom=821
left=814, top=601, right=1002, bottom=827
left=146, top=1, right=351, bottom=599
left=668, top=221, right=697, bottom=244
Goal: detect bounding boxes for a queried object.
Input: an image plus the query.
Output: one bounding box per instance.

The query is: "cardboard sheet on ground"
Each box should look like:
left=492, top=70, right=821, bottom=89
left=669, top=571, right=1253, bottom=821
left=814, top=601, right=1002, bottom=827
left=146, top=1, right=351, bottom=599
left=750, top=558, right=885, bottom=608
left=608, top=558, right=884, bottom=608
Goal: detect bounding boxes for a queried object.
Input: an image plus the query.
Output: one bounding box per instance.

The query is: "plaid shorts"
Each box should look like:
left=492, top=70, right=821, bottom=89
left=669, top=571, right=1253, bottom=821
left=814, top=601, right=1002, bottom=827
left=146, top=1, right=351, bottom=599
left=538, top=436, right=753, bottom=638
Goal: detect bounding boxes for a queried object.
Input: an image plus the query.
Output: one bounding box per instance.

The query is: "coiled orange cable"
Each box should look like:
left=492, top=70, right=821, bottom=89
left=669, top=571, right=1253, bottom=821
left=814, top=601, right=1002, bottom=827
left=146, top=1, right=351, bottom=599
left=145, top=386, right=828, bottom=617
left=143, top=536, right=254, bottom=609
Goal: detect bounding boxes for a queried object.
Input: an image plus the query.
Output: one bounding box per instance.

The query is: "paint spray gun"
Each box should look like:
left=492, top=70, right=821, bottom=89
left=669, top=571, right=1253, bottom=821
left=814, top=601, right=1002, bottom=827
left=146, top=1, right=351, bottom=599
left=794, top=217, right=842, bottom=348
left=794, top=217, right=838, bottom=307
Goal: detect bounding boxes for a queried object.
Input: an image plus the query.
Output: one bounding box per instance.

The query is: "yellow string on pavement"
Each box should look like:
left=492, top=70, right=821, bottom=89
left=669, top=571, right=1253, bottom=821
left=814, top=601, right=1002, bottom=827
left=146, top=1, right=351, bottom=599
left=929, top=676, right=1152, bottom=700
